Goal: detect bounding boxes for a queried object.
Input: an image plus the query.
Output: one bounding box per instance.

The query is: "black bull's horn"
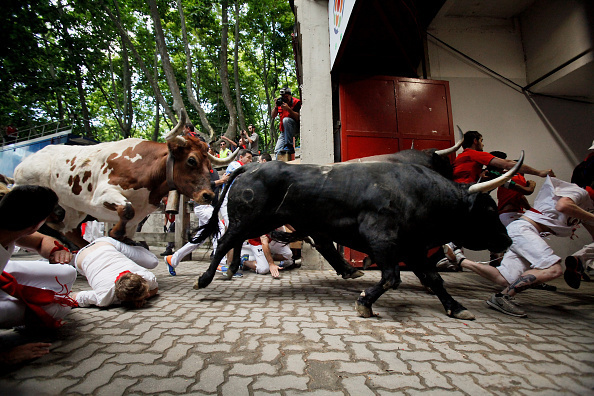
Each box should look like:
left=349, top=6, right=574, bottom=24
left=468, top=151, right=525, bottom=194
left=165, top=108, right=238, bottom=166
left=434, top=126, right=464, bottom=156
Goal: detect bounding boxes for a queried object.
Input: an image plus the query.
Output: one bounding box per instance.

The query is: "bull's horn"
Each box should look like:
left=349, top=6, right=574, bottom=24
left=208, top=147, right=240, bottom=166
left=435, top=127, right=464, bottom=156
left=164, top=108, right=187, bottom=141
left=468, top=151, right=524, bottom=194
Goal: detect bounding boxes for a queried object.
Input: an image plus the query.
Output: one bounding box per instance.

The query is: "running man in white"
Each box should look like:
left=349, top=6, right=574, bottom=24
left=458, top=176, right=594, bottom=317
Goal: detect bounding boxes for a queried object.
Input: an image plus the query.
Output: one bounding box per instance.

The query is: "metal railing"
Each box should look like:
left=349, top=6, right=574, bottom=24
left=2, top=121, right=72, bottom=148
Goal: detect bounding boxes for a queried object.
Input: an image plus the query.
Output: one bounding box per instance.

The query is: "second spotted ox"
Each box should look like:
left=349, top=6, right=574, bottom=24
left=192, top=156, right=523, bottom=320
left=14, top=112, right=236, bottom=245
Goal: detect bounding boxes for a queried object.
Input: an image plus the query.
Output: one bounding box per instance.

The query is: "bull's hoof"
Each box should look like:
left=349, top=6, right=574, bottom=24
left=448, top=309, right=476, bottom=320
left=224, top=269, right=236, bottom=280
left=355, top=300, right=373, bottom=318
left=194, top=274, right=213, bottom=289
left=343, top=270, right=364, bottom=279
left=363, top=256, right=373, bottom=270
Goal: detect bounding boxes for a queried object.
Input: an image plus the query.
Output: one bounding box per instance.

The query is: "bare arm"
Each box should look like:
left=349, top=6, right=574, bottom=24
left=489, top=157, right=554, bottom=178
left=16, top=232, right=72, bottom=264
left=281, top=102, right=300, bottom=122
left=556, top=197, right=594, bottom=226
left=509, top=179, right=536, bottom=196
left=221, top=136, right=237, bottom=148
left=260, top=235, right=279, bottom=278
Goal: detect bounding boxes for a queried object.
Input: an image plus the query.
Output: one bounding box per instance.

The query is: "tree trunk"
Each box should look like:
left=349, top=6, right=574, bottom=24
left=177, top=0, right=214, bottom=139
left=152, top=49, right=160, bottom=142
left=233, top=0, right=246, bottom=131
left=121, top=37, right=133, bottom=138
left=219, top=0, right=238, bottom=138
left=148, top=0, right=185, bottom=116
left=102, top=0, right=176, bottom=124
left=74, top=66, right=92, bottom=138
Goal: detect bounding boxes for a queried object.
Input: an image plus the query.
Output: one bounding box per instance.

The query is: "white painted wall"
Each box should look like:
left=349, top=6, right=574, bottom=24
left=427, top=7, right=593, bottom=262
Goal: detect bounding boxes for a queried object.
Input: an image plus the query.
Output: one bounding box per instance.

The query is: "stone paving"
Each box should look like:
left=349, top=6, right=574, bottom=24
left=2, top=248, right=594, bottom=395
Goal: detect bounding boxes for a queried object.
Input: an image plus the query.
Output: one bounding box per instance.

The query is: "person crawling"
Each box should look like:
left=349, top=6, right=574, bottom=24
left=71, top=237, right=158, bottom=308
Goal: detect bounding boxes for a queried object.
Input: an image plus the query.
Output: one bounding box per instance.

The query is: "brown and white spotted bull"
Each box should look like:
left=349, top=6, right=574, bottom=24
left=13, top=110, right=237, bottom=246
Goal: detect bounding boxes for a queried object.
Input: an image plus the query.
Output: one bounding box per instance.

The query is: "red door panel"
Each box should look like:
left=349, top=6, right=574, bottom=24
left=339, top=75, right=455, bottom=267
left=341, top=78, right=397, bottom=134
left=343, top=135, right=399, bottom=160
left=397, top=81, right=451, bottom=137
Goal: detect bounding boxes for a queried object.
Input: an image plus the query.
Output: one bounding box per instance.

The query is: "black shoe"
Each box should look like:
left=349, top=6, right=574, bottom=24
left=160, top=249, right=173, bottom=257
left=564, top=256, right=583, bottom=289
left=282, top=145, right=295, bottom=154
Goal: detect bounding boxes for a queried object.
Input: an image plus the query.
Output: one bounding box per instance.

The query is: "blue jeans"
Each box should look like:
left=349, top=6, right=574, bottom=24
left=274, top=118, right=299, bottom=154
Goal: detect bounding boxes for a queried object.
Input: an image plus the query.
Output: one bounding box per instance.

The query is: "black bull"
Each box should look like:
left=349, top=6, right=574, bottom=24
left=193, top=161, right=512, bottom=319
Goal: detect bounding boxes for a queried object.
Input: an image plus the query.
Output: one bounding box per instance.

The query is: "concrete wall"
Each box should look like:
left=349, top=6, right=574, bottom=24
left=294, top=0, right=334, bottom=166
left=427, top=3, right=593, bottom=262
left=521, top=0, right=593, bottom=88
left=293, top=0, right=335, bottom=269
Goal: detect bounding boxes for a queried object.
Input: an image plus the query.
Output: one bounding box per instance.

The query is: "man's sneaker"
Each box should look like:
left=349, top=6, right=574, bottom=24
left=216, top=264, right=242, bottom=278
left=564, top=256, right=584, bottom=289
left=436, top=244, right=465, bottom=271
left=240, top=255, right=249, bottom=270
left=165, top=255, right=176, bottom=276
left=216, top=264, right=228, bottom=274
left=279, top=258, right=302, bottom=270
left=486, top=293, right=527, bottom=317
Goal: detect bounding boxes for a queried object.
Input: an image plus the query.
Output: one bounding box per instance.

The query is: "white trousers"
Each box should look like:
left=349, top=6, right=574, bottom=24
left=0, top=260, right=77, bottom=328
left=169, top=205, right=226, bottom=268
left=241, top=241, right=292, bottom=274
left=573, top=242, right=594, bottom=270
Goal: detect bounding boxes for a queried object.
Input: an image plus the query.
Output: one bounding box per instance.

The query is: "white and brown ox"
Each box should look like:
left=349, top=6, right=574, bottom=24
left=14, top=111, right=237, bottom=246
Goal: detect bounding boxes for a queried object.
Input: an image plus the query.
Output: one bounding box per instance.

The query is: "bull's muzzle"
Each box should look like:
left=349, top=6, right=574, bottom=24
left=194, top=189, right=215, bottom=205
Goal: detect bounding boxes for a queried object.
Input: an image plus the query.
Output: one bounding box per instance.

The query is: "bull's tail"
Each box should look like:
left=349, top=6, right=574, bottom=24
left=189, top=166, right=248, bottom=245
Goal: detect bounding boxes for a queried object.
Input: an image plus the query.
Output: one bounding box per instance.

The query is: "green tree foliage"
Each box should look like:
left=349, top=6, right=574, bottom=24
left=0, top=0, right=297, bottom=152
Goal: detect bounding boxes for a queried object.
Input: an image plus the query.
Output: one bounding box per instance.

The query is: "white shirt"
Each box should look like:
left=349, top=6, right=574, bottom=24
left=75, top=237, right=158, bottom=307
left=524, top=176, right=594, bottom=237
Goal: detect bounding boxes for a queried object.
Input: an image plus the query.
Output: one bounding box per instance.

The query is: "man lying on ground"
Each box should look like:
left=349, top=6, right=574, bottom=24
left=71, top=237, right=158, bottom=308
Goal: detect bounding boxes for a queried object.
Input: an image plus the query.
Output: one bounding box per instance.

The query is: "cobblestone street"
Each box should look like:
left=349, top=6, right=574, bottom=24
left=2, top=248, right=594, bottom=395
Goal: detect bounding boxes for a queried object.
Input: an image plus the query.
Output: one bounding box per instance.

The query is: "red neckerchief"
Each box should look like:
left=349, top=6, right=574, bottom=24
left=115, top=270, right=131, bottom=283
left=237, top=160, right=245, bottom=166
left=0, top=271, right=78, bottom=328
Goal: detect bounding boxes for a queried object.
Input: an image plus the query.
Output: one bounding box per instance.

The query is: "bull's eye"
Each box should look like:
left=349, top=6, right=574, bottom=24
left=187, top=157, right=198, bottom=167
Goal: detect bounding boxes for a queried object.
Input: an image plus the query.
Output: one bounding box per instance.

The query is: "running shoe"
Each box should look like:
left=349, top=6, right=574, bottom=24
left=165, top=255, right=176, bottom=276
